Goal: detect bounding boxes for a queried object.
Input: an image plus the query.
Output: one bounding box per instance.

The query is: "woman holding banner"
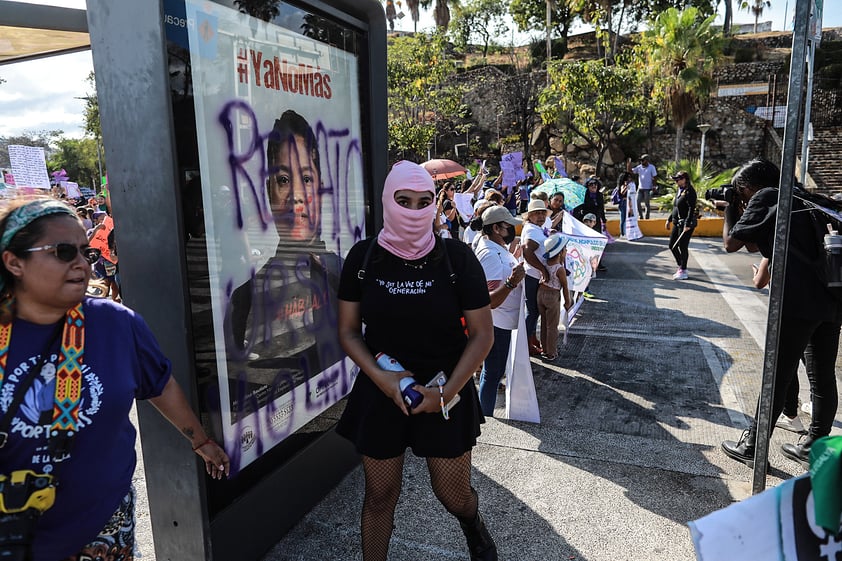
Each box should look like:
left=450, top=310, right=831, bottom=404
left=336, top=161, right=498, bottom=561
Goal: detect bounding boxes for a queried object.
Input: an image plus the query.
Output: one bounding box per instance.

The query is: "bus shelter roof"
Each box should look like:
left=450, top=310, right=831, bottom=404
left=0, top=1, right=89, bottom=66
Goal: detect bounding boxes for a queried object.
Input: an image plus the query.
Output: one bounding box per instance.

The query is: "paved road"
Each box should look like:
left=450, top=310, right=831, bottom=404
left=133, top=234, right=842, bottom=561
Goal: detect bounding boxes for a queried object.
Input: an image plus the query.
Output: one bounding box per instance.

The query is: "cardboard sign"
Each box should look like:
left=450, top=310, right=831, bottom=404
left=7, top=145, right=50, bottom=189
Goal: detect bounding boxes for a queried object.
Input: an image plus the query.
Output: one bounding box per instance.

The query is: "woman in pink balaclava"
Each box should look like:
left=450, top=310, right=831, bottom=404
left=335, top=161, right=498, bottom=561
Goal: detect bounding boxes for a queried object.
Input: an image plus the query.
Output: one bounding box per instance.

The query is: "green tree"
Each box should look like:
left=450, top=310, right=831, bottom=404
left=450, top=0, right=508, bottom=57
left=739, top=0, right=771, bottom=33
left=510, top=0, right=575, bottom=46
left=387, top=32, right=464, bottom=160
left=633, top=7, right=723, bottom=161
left=48, top=137, right=102, bottom=190
left=82, top=72, right=101, bottom=140
left=539, top=59, right=652, bottom=174
left=0, top=130, right=63, bottom=169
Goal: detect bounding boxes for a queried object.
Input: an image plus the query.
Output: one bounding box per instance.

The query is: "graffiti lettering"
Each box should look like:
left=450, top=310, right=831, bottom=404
left=215, top=98, right=365, bottom=473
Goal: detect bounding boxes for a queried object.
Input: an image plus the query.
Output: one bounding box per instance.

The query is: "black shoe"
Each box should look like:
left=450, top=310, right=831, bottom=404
left=457, top=489, right=498, bottom=561
left=597, top=264, right=607, bottom=272
left=722, top=428, right=756, bottom=467
left=781, top=434, right=816, bottom=468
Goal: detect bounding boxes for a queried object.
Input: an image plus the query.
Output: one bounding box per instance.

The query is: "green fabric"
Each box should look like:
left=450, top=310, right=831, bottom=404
left=810, top=435, right=842, bottom=536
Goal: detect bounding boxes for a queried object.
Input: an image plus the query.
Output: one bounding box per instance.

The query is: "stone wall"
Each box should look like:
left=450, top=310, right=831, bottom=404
left=648, top=98, right=767, bottom=171
left=713, top=61, right=785, bottom=83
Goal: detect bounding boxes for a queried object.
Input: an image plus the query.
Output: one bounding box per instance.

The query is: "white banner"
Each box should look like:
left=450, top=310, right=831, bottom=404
left=185, top=0, right=366, bottom=472
left=560, top=213, right=607, bottom=293
left=690, top=475, right=842, bottom=560
left=505, top=304, right=540, bottom=423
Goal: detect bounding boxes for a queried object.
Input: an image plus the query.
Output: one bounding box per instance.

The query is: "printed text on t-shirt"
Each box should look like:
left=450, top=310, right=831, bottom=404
left=376, top=278, right=434, bottom=295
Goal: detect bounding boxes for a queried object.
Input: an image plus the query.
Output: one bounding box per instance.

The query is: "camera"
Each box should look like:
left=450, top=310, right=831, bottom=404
left=0, top=470, right=56, bottom=560
left=0, top=510, right=40, bottom=561
left=705, top=185, right=737, bottom=204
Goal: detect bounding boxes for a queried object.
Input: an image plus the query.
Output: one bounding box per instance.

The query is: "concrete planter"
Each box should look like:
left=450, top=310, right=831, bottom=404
left=605, top=217, right=724, bottom=238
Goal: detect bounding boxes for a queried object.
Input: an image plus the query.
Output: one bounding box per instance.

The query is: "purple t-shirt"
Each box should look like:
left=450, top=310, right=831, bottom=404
left=0, top=297, right=171, bottom=560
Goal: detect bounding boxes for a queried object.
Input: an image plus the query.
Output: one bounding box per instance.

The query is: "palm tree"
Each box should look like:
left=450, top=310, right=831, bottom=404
left=407, top=0, right=421, bottom=31
left=740, top=0, right=772, bottom=33
left=420, top=0, right=459, bottom=31
left=635, top=7, right=723, bottom=161
left=723, top=0, right=733, bottom=35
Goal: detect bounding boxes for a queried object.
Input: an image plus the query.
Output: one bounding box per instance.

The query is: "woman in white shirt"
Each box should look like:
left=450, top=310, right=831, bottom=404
left=520, top=199, right=549, bottom=355
left=474, top=206, right=525, bottom=416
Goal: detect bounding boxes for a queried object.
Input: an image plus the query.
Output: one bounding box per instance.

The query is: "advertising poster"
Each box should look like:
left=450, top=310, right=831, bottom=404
left=184, top=1, right=366, bottom=472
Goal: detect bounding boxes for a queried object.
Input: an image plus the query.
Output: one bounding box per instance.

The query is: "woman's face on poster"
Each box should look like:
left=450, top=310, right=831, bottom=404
left=267, top=134, right=321, bottom=243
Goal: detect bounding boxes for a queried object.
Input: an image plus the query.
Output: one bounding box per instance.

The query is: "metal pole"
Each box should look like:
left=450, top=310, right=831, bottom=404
left=96, top=136, right=103, bottom=188
left=800, top=39, right=816, bottom=185
left=546, top=0, right=551, bottom=61
left=698, top=124, right=711, bottom=172
left=751, top=0, right=811, bottom=495
left=700, top=132, right=707, bottom=170
left=546, top=0, right=552, bottom=85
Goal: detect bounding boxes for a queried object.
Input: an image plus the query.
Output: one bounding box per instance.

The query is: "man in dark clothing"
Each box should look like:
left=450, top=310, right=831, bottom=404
left=719, top=159, right=842, bottom=467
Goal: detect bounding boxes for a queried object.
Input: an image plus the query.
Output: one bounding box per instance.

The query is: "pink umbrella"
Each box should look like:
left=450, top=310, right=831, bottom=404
left=421, top=159, right=467, bottom=180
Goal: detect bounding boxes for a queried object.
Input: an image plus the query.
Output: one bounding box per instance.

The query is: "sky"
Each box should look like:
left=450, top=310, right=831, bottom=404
left=1, top=0, right=840, bottom=139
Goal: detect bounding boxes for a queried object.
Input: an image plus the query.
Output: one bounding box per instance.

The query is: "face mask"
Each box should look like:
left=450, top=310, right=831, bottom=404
left=501, top=224, right=516, bottom=245
left=377, top=161, right=437, bottom=260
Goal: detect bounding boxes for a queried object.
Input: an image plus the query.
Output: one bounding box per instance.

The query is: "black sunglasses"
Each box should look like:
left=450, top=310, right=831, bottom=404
left=25, top=243, right=102, bottom=265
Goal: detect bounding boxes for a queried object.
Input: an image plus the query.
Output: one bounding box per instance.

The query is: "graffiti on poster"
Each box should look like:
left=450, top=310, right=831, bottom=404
left=184, top=0, right=366, bottom=473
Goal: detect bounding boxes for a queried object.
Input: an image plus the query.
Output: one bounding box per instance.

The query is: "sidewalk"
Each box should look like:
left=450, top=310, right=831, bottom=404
left=136, top=234, right=842, bottom=561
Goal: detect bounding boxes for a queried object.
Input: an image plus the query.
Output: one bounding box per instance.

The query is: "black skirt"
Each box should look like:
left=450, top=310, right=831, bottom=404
left=336, top=370, right=485, bottom=459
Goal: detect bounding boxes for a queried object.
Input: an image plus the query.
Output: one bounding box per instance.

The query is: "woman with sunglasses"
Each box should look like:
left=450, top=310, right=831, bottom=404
left=0, top=198, right=229, bottom=561
left=665, top=171, right=697, bottom=280
left=335, top=161, right=497, bottom=561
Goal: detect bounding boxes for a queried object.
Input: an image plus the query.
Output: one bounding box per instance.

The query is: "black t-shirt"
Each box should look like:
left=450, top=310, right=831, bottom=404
left=730, top=187, right=842, bottom=322
left=338, top=237, right=490, bottom=382
left=671, top=187, right=697, bottom=228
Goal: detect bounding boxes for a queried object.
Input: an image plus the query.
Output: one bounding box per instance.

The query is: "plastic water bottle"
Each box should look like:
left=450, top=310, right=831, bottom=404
left=375, top=353, right=424, bottom=409
left=824, top=229, right=842, bottom=287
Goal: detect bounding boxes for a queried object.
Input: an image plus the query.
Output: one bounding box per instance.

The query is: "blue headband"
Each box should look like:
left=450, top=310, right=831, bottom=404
left=1, top=199, right=77, bottom=254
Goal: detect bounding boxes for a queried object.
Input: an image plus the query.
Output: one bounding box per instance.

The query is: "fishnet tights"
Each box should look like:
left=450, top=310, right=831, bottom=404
left=360, top=452, right=477, bottom=561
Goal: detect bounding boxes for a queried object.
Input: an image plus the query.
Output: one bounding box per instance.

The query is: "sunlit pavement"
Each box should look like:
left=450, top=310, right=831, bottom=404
left=133, top=234, right=842, bottom=561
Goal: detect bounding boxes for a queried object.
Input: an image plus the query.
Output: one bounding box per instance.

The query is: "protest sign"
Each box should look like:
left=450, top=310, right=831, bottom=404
left=453, top=192, right=475, bottom=223
left=500, top=151, right=525, bottom=187
left=61, top=181, right=82, bottom=199
left=553, top=156, right=568, bottom=178
left=535, top=160, right=551, bottom=181
left=8, top=145, right=50, bottom=189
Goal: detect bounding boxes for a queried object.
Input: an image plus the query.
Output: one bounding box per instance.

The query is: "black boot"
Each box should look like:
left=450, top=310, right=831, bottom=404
left=722, top=427, right=756, bottom=467
left=781, top=434, right=816, bottom=468
left=456, top=490, right=497, bottom=561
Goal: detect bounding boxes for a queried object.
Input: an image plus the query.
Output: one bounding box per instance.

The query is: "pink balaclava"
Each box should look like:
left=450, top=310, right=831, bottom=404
left=377, top=160, right=437, bottom=260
